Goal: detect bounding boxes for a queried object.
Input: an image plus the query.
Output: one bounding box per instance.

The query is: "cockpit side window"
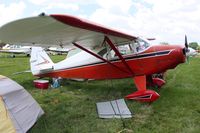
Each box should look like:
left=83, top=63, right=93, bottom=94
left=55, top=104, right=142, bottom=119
left=98, top=48, right=107, bottom=56
left=101, top=38, right=150, bottom=59
left=105, top=42, right=134, bottom=59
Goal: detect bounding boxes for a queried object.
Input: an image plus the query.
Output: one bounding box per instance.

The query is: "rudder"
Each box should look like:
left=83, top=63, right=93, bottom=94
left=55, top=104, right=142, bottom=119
left=30, top=47, right=54, bottom=76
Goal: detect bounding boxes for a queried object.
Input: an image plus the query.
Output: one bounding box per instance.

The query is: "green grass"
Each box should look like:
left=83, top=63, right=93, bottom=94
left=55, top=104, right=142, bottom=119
left=0, top=54, right=200, bottom=133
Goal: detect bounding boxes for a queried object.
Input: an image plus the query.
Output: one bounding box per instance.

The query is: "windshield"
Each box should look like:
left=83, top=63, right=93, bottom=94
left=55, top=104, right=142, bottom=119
left=133, top=38, right=150, bottom=53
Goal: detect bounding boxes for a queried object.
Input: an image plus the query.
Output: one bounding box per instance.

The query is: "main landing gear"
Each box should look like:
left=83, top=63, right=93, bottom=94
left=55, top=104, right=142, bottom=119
left=125, top=89, right=160, bottom=103
left=125, top=75, right=165, bottom=103
left=146, top=73, right=166, bottom=90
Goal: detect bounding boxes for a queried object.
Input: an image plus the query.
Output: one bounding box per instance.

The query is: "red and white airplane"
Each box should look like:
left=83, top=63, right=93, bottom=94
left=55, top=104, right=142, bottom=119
left=0, top=14, right=189, bottom=103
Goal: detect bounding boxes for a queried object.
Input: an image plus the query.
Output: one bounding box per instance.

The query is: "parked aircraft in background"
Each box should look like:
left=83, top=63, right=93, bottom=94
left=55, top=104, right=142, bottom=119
left=0, top=14, right=190, bottom=103
left=47, top=46, right=74, bottom=55
left=0, top=44, right=31, bottom=57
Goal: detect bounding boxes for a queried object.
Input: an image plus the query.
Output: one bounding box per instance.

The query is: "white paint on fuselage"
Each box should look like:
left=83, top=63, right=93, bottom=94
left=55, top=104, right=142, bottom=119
left=53, top=43, right=153, bottom=71
left=53, top=50, right=102, bottom=70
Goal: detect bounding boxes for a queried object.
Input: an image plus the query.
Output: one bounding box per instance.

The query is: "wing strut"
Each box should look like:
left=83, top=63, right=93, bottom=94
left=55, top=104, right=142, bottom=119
left=105, top=36, right=134, bottom=75
left=73, top=42, right=130, bottom=74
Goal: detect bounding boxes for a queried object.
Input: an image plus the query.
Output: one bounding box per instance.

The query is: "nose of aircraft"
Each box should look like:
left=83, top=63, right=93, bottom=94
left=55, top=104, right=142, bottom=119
left=174, top=45, right=186, bottom=63
left=175, top=35, right=190, bottom=63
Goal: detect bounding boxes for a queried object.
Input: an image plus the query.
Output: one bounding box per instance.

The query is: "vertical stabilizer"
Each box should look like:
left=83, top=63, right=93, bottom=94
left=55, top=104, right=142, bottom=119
left=30, top=47, right=54, bottom=75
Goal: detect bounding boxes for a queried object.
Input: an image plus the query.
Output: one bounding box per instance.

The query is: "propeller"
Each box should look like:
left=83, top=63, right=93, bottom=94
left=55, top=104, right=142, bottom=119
left=184, top=35, right=190, bottom=62
left=185, top=35, right=189, bottom=52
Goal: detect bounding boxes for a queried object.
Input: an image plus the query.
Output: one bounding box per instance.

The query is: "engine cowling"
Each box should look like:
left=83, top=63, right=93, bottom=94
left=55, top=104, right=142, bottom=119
left=125, top=90, right=160, bottom=102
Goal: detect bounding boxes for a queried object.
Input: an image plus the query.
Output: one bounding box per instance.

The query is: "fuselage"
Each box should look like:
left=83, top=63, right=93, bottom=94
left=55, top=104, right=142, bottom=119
left=37, top=44, right=186, bottom=79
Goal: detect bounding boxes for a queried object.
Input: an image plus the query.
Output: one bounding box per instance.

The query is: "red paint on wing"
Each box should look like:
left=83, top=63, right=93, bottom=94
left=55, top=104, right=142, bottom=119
left=50, top=14, right=136, bottom=40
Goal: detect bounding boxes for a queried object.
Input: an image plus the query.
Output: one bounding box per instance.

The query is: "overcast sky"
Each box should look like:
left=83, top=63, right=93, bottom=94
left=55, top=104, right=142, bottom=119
left=0, top=0, right=200, bottom=44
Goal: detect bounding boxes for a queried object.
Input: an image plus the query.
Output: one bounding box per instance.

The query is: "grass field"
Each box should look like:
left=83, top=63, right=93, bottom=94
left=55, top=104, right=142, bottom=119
left=0, top=54, right=200, bottom=133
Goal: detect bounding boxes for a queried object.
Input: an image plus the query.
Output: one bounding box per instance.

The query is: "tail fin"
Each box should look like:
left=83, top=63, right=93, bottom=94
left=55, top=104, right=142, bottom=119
left=30, top=47, right=54, bottom=76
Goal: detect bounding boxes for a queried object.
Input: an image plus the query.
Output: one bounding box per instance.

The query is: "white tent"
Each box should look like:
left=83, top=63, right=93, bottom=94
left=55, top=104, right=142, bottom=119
left=0, top=75, right=44, bottom=133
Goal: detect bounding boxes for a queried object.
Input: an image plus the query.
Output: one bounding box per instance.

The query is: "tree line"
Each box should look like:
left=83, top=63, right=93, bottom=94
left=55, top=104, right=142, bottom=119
left=160, top=42, right=200, bottom=50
